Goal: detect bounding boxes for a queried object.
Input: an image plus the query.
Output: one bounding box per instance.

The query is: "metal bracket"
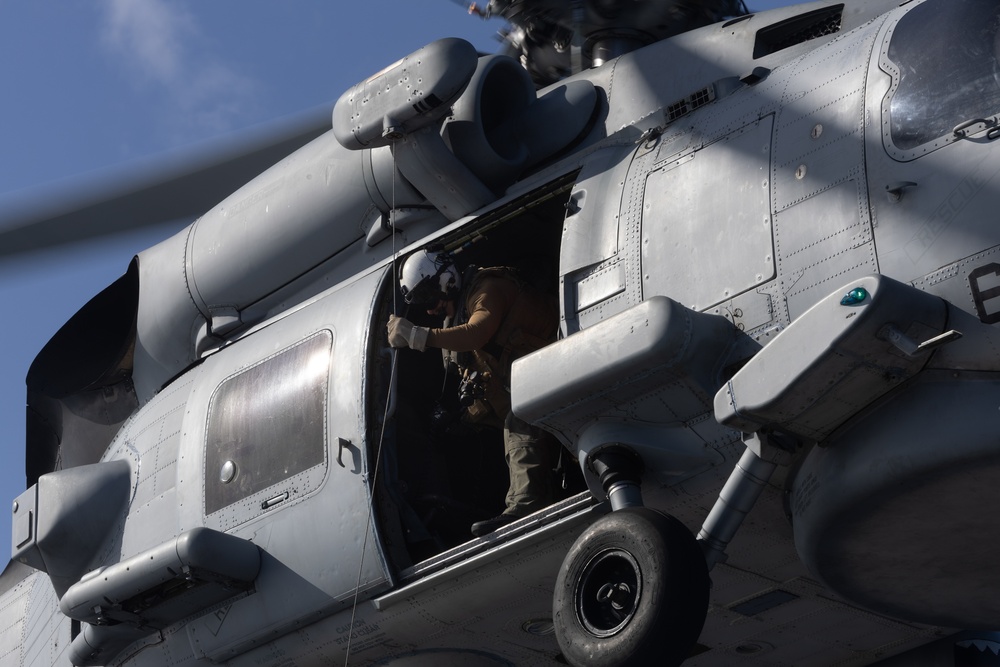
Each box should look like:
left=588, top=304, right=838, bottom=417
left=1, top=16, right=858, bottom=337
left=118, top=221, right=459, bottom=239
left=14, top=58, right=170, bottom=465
left=878, top=324, right=962, bottom=357
left=953, top=117, right=996, bottom=137
left=885, top=181, right=917, bottom=203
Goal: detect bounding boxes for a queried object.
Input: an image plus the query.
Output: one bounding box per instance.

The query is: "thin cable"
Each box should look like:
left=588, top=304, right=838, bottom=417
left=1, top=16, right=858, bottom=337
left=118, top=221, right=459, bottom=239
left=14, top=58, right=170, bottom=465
left=344, top=143, right=402, bottom=665
left=343, top=349, right=397, bottom=665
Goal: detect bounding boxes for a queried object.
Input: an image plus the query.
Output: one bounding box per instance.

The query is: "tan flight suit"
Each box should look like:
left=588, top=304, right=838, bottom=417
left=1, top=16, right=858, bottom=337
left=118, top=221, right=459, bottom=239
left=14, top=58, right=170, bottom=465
left=427, top=268, right=559, bottom=517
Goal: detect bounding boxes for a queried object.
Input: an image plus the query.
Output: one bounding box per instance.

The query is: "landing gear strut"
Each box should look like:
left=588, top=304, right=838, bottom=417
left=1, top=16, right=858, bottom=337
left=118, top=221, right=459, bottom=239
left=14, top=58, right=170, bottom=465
left=553, top=449, right=709, bottom=667
left=697, top=432, right=785, bottom=569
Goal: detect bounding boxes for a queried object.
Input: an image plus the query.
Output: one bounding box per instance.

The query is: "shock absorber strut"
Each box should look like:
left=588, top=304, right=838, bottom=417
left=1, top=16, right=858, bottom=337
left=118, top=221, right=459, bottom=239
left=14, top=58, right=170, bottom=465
left=698, top=432, right=788, bottom=570
left=589, top=448, right=645, bottom=511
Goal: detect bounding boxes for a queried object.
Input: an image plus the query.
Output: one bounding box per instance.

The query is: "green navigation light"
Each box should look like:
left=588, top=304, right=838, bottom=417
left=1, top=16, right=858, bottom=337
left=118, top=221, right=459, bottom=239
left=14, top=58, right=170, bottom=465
left=840, top=287, right=869, bottom=305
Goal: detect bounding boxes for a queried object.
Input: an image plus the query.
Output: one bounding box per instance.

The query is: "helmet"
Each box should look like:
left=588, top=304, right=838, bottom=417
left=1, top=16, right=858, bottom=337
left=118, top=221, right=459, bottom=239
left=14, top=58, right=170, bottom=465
left=399, top=250, right=461, bottom=305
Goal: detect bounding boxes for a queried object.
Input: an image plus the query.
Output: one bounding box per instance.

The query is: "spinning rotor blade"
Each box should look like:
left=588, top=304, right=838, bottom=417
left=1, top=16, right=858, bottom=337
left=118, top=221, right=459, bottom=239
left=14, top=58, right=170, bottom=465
left=0, top=105, right=333, bottom=260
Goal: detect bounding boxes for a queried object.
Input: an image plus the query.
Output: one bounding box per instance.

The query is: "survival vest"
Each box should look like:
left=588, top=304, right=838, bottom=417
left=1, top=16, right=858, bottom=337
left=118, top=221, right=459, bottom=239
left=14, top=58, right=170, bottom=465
left=452, top=267, right=558, bottom=426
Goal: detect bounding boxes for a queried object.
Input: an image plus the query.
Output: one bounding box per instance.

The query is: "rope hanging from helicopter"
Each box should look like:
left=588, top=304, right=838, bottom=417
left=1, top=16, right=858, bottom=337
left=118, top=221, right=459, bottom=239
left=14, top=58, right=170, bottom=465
left=343, top=138, right=404, bottom=666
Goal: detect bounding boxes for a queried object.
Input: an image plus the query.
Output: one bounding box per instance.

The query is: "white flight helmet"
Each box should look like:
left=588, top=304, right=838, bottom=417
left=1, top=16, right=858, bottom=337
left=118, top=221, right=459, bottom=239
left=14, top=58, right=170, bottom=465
left=399, top=249, right=462, bottom=305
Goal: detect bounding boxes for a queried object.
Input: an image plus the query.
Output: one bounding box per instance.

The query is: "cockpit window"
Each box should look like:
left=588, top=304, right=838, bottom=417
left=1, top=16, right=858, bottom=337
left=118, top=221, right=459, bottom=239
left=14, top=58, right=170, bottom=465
left=205, top=331, right=331, bottom=516
left=884, top=0, right=1000, bottom=156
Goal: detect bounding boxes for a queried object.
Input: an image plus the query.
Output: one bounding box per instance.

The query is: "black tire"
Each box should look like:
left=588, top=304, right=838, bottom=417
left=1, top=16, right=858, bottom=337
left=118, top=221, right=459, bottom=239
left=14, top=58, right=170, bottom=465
left=553, top=508, right=709, bottom=667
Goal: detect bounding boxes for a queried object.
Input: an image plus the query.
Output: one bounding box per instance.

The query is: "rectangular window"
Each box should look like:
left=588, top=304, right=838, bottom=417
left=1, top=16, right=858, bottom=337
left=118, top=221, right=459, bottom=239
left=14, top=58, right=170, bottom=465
left=205, top=331, right=332, bottom=516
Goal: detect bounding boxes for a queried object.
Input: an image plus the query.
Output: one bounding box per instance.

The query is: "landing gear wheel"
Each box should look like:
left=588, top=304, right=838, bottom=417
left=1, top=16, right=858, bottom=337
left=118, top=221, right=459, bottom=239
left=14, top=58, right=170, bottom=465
left=553, top=508, right=709, bottom=667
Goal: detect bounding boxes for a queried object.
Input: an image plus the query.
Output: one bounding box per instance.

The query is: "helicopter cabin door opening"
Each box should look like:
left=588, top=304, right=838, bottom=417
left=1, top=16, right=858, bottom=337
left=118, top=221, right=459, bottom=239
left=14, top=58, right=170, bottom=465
left=366, top=175, right=583, bottom=569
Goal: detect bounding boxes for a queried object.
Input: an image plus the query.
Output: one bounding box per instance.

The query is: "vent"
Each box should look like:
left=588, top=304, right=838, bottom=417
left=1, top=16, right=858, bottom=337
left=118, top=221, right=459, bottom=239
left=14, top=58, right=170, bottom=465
left=666, top=86, right=717, bottom=123
left=412, top=93, right=443, bottom=114
left=753, top=4, right=844, bottom=59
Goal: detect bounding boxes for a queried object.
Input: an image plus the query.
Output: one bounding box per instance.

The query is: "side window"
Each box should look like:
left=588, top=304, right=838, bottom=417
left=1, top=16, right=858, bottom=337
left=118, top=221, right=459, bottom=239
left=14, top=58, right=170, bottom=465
left=205, top=331, right=332, bottom=517
left=883, top=0, right=1000, bottom=157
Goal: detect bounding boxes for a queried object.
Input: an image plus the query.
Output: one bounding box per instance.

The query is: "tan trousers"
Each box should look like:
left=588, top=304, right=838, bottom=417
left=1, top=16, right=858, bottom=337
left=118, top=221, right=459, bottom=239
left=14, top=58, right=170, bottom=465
left=502, top=412, right=558, bottom=517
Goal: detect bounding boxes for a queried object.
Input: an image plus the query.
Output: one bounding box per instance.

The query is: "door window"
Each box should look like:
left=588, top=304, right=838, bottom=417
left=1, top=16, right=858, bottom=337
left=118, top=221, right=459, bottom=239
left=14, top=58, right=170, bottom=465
left=205, top=331, right=331, bottom=516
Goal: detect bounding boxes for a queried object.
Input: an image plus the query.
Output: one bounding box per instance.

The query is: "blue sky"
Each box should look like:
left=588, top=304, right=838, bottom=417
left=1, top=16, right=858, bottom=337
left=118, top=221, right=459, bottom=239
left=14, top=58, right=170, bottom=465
left=0, top=0, right=795, bottom=560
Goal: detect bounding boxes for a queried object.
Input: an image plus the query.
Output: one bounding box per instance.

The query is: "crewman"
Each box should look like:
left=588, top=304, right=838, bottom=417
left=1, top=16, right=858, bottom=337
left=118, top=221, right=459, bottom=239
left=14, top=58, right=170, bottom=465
left=387, top=249, right=560, bottom=536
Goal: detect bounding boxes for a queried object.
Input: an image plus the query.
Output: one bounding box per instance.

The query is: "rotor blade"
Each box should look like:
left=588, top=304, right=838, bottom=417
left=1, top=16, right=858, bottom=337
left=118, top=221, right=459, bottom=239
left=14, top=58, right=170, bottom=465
left=0, top=104, right=333, bottom=260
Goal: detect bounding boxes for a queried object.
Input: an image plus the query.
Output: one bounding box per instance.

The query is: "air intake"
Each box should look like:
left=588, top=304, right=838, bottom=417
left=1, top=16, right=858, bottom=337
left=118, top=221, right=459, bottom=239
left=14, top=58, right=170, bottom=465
left=753, top=4, right=844, bottom=59
left=666, top=86, right=717, bottom=123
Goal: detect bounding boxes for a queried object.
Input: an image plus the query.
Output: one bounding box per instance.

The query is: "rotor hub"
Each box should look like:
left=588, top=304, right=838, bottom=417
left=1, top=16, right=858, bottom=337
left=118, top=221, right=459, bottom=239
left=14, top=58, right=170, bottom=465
left=486, top=0, right=749, bottom=85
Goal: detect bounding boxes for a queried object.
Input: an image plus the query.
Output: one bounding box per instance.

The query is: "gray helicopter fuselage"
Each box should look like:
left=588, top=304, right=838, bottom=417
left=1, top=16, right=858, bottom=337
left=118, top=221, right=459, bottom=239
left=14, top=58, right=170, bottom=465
left=7, top=0, right=1000, bottom=665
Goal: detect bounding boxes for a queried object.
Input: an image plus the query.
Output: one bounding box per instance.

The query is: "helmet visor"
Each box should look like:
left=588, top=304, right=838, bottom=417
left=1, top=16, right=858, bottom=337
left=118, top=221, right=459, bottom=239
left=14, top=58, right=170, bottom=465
left=402, top=275, right=443, bottom=306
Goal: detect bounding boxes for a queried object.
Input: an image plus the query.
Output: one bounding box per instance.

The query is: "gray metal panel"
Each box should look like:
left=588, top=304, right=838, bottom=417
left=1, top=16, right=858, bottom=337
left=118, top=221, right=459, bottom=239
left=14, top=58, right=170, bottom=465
left=559, top=143, right=642, bottom=334
left=601, top=16, right=768, bottom=137
left=390, top=125, right=495, bottom=221
left=869, top=141, right=1000, bottom=284
left=173, top=266, right=391, bottom=661
left=566, top=136, right=666, bottom=331
left=186, top=133, right=372, bottom=313
left=511, top=297, right=740, bottom=477
left=715, top=274, right=946, bottom=440
left=125, top=376, right=190, bottom=511
left=642, top=117, right=774, bottom=311
left=20, top=571, right=72, bottom=667
left=376, top=493, right=597, bottom=609
left=133, top=228, right=206, bottom=403
left=110, top=372, right=195, bottom=559
left=188, top=502, right=592, bottom=667
left=0, top=568, right=35, bottom=667
left=11, top=461, right=133, bottom=599
left=559, top=146, right=633, bottom=277
left=764, top=18, right=878, bottom=319
left=770, top=26, right=873, bottom=213
left=518, top=297, right=705, bottom=423
left=133, top=130, right=409, bottom=402
left=774, top=178, right=876, bottom=317
left=332, top=38, right=479, bottom=151
left=704, top=288, right=776, bottom=337
left=121, top=488, right=178, bottom=563
left=790, top=370, right=1000, bottom=628
left=60, top=528, right=260, bottom=628
left=911, top=245, right=1000, bottom=333
left=588, top=0, right=899, bottom=145
left=10, top=487, right=38, bottom=570
left=574, top=261, right=625, bottom=311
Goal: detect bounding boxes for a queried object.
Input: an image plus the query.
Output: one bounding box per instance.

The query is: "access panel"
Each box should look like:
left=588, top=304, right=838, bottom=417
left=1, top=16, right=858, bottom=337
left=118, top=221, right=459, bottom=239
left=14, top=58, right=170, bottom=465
left=642, top=118, right=774, bottom=311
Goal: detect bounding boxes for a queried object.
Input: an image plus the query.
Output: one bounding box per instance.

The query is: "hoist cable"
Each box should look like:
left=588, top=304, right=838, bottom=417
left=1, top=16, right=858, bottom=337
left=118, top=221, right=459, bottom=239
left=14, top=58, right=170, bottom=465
left=344, top=141, right=402, bottom=665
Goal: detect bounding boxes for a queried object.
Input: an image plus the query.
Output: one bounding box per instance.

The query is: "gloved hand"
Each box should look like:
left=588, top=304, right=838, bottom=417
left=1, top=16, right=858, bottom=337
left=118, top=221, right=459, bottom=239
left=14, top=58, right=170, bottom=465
left=387, top=315, right=429, bottom=351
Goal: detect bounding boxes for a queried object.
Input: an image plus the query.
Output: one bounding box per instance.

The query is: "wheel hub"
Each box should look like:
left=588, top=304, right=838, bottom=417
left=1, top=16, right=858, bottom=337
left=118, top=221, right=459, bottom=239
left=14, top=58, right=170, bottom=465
left=596, top=582, right=632, bottom=610
left=575, top=548, right=642, bottom=637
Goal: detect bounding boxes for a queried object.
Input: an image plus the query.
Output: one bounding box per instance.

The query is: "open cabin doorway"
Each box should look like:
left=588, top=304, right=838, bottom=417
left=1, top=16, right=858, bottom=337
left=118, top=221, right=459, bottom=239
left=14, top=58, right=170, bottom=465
left=366, top=175, right=583, bottom=572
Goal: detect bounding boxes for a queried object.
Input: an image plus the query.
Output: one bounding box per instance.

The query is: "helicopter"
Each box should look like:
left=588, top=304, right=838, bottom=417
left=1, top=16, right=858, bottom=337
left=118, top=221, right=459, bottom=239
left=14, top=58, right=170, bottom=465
left=4, top=0, right=1000, bottom=665
left=0, top=0, right=505, bottom=565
